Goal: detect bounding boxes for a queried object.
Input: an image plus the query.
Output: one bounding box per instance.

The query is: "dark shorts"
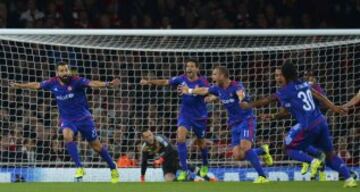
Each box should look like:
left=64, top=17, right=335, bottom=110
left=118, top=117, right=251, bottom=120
left=162, top=151, right=180, bottom=175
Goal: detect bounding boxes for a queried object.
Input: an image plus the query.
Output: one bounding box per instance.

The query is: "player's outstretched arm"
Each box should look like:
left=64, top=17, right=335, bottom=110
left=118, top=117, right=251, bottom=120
left=204, top=94, right=218, bottom=103
left=343, top=90, right=360, bottom=108
left=179, top=85, right=209, bottom=95
left=9, top=82, right=41, bottom=90
left=311, top=88, right=347, bottom=114
left=88, top=78, right=120, bottom=89
left=259, top=107, right=290, bottom=121
left=240, top=94, right=278, bottom=109
left=140, top=79, right=169, bottom=86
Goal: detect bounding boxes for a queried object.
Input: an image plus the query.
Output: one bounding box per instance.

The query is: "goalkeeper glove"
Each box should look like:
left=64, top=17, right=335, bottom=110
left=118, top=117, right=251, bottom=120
left=153, top=157, right=165, bottom=167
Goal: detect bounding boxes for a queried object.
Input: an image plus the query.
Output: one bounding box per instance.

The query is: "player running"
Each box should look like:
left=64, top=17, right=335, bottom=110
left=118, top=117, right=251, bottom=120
left=10, top=62, right=120, bottom=183
left=300, top=70, right=327, bottom=180
left=240, top=62, right=357, bottom=188
left=140, top=59, right=210, bottom=181
left=259, top=69, right=327, bottom=180
left=180, top=66, right=273, bottom=184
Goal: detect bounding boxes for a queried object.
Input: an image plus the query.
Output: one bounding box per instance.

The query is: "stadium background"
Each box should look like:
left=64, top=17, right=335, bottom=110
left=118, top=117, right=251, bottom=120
left=0, top=0, right=359, bottom=190
left=0, top=0, right=360, bottom=29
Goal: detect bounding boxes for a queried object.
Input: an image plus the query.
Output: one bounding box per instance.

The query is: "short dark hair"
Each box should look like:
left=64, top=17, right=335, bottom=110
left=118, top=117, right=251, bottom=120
left=56, top=62, right=68, bottom=70
left=214, top=66, right=229, bottom=78
left=185, top=58, right=200, bottom=68
left=281, top=62, right=298, bottom=82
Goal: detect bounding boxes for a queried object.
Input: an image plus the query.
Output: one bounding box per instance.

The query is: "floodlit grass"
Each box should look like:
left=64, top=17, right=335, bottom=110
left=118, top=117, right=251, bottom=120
left=0, top=181, right=358, bottom=192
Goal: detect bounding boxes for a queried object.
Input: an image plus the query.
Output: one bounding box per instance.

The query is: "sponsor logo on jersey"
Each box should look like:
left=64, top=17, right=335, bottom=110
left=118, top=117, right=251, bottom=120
left=221, top=98, right=235, bottom=104
left=56, top=93, right=75, bottom=100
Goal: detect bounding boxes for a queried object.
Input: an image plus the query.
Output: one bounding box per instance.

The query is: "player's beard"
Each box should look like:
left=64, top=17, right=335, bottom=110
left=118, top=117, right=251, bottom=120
left=59, top=75, right=72, bottom=84
left=186, top=71, right=196, bottom=78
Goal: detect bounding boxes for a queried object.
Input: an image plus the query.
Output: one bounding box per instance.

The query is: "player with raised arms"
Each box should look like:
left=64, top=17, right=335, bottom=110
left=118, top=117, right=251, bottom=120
left=10, top=62, right=120, bottom=183
left=180, top=66, right=273, bottom=184
left=240, top=62, right=357, bottom=188
left=140, top=59, right=210, bottom=181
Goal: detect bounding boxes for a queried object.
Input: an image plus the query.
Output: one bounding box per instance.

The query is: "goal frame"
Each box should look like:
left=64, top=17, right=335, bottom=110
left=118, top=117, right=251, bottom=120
left=0, top=29, right=359, bottom=182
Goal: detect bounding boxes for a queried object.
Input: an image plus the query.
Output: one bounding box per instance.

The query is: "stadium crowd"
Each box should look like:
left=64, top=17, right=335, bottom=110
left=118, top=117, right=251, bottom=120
left=0, top=0, right=359, bottom=28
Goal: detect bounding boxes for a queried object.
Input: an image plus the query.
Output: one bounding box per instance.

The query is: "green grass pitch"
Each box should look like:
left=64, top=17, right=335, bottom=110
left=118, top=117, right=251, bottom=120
left=0, top=181, right=358, bottom=192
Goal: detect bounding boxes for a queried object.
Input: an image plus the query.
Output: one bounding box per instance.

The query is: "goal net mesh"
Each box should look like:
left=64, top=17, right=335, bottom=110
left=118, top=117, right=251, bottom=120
left=0, top=33, right=359, bottom=181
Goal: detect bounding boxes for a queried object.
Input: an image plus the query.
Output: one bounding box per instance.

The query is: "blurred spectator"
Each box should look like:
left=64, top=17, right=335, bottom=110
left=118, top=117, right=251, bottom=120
left=0, top=3, right=7, bottom=27
left=116, top=152, right=137, bottom=168
left=0, top=0, right=359, bottom=28
left=19, top=0, right=45, bottom=27
left=50, top=139, right=68, bottom=163
left=0, top=109, right=9, bottom=130
left=7, top=131, right=17, bottom=153
left=45, top=1, right=61, bottom=20
left=160, top=17, right=172, bottom=29
left=72, top=10, right=90, bottom=28
left=21, top=138, right=36, bottom=162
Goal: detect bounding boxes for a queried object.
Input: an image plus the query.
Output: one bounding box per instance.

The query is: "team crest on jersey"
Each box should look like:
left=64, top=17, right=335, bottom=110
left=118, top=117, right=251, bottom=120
left=67, top=86, right=72, bottom=91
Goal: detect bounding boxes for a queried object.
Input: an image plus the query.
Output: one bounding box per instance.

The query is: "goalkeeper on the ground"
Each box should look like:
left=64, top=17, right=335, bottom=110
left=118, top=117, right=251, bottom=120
left=140, top=129, right=216, bottom=182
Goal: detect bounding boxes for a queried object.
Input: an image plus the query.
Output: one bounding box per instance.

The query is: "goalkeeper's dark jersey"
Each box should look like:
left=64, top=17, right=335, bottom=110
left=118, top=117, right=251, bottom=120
left=141, top=135, right=177, bottom=176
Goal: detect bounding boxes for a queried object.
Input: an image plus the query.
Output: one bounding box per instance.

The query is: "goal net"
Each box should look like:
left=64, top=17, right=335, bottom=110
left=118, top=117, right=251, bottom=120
left=0, top=30, right=359, bottom=182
